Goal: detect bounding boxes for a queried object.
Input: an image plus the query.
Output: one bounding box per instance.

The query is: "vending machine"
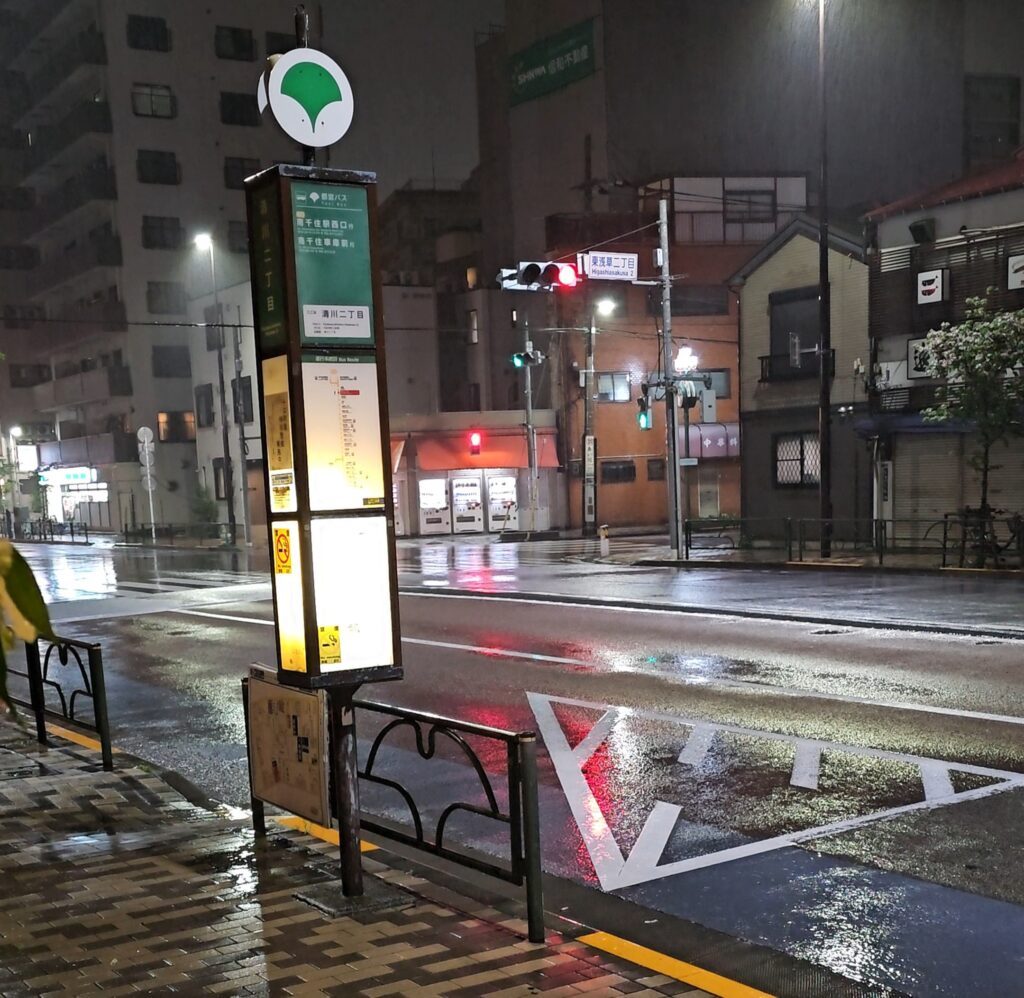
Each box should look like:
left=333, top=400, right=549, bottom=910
left=451, top=475, right=484, bottom=533
left=486, top=474, right=518, bottom=532
left=417, top=478, right=451, bottom=535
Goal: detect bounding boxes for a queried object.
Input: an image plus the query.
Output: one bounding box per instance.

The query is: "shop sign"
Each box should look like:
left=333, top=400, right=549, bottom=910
left=509, top=19, right=595, bottom=105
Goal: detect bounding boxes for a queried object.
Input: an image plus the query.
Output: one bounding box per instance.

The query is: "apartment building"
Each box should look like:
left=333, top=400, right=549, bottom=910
left=0, top=0, right=296, bottom=531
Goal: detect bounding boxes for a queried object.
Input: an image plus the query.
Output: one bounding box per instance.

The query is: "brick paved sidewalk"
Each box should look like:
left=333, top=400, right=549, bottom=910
left=0, top=723, right=712, bottom=997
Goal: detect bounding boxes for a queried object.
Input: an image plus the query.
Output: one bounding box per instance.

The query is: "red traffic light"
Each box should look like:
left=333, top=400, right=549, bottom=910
left=468, top=431, right=482, bottom=455
left=555, top=263, right=579, bottom=289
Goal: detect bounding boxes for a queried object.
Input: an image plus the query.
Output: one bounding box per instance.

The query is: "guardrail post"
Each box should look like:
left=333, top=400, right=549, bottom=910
left=24, top=640, right=47, bottom=746
left=86, top=644, right=113, bottom=771
left=240, top=678, right=266, bottom=836
left=785, top=517, right=793, bottom=561
left=683, top=519, right=691, bottom=560
left=518, top=734, right=545, bottom=944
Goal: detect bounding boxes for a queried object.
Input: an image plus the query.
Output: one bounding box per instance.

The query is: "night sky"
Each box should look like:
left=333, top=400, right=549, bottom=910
left=319, top=1, right=504, bottom=194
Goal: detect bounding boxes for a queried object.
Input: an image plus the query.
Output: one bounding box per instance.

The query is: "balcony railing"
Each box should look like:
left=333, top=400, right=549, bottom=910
left=870, top=384, right=942, bottom=414
left=26, top=29, right=106, bottom=109
left=25, top=164, right=116, bottom=236
left=32, top=365, right=132, bottom=411
left=39, top=430, right=136, bottom=467
left=759, top=350, right=835, bottom=382
left=28, top=234, right=121, bottom=295
left=21, top=101, right=111, bottom=177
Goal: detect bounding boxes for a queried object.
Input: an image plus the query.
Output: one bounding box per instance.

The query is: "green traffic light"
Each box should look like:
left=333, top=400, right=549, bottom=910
left=637, top=410, right=652, bottom=430
left=512, top=353, right=525, bottom=368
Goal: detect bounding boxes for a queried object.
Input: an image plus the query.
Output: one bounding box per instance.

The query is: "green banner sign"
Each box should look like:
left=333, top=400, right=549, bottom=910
left=252, top=186, right=286, bottom=352
left=509, top=19, right=595, bottom=106
left=291, top=181, right=374, bottom=346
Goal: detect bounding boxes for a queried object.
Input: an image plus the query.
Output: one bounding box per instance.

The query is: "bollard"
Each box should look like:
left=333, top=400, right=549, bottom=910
left=598, top=523, right=610, bottom=557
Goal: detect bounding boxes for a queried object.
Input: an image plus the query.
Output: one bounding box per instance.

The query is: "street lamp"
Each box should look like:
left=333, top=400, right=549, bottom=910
left=194, top=233, right=240, bottom=546
left=582, top=299, right=616, bottom=537
left=816, top=0, right=833, bottom=557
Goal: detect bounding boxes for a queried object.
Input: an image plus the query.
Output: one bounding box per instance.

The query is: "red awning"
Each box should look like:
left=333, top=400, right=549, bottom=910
left=412, top=431, right=559, bottom=471
left=680, top=422, right=740, bottom=459
left=390, top=438, right=406, bottom=474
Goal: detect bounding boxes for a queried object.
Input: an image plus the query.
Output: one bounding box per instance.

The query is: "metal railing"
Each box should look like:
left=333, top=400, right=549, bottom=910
left=5, top=518, right=90, bottom=544
left=121, top=522, right=232, bottom=545
left=7, top=634, right=112, bottom=770
left=683, top=515, right=1022, bottom=570
left=353, top=699, right=544, bottom=942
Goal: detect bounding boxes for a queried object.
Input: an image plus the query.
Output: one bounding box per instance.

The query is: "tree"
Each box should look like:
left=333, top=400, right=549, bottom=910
left=923, top=295, right=1024, bottom=515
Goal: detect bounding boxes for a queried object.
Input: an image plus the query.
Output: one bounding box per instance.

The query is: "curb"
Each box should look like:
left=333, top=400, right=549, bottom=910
left=398, top=584, right=1024, bottom=641
left=635, top=557, right=1024, bottom=579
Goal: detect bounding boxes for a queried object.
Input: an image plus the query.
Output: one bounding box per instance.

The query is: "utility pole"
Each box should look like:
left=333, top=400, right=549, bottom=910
left=659, top=198, right=683, bottom=557
left=233, top=304, right=252, bottom=545
left=581, top=310, right=596, bottom=536
left=522, top=315, right=538, bottom=532
left=817, top=0, right=833, bottom=558
left=207, top=249, right=238, bottom=547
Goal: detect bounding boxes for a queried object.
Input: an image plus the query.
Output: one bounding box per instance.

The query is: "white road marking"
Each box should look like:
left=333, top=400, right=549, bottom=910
left=790, top=741, right=822, bottom=791
left=677, top=725, right=715, bottom=766
left=529, top=691, right=1024, bottom=891
left=170, top=608, right=1024, bottom=729
left=572, top=710, right=621, bottom=762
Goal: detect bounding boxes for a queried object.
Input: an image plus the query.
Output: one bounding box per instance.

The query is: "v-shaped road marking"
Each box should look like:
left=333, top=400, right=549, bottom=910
left=528, top=692, right=1024, bottom=892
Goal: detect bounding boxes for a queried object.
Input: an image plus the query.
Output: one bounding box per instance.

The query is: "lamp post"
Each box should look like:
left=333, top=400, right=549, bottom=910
left=194, top=233, right=238, bottom=546
left=816, top=0, right=833, bottom=557
left=582, top=297, right=615, bottom=537
left=7, top=425, right=22, bottom=535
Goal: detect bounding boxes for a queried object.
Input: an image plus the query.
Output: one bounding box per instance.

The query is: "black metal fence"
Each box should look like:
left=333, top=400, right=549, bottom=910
left=8, top=635, right=113, bottom=769
left=3, top=518, right=90, bottom=543
left=352, top=699, right=544, bottom=942
left=121, top=522, right=232, bottom=545
left=683, top=514, right=1023, bottom=570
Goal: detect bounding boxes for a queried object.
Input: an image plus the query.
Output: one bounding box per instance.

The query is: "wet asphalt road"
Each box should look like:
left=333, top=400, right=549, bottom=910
left=13, top=538, right=1024, bottom=996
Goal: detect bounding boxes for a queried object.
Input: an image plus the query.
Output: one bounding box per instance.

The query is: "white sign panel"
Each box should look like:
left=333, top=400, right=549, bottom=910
left=263, top=355, right=297, bottom=513
left=301, top=304, right=372, bottom=342
left=585, top=251, right=638, bottom=282
left=310, top=516, right=395, bottom=672
left=1009, top=254, right=1024, bottom=291
left=907, top=336, right=931, bottom=379
left=301, top=353, right=385, bottom=511
left=917, top=269, right=947, bottom=304
left=39, top=466, right=96, bottom=486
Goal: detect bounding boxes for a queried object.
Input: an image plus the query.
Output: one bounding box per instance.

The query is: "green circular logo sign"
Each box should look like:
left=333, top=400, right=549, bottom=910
left=258, top=48, right=354, bottom=148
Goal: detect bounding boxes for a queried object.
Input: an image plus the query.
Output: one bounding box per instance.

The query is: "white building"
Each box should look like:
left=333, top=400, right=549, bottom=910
left=0, top=0, right=296, bottom=532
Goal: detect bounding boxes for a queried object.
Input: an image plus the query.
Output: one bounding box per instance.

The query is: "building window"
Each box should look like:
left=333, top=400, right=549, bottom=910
left=724, top=190, right=775, bottom=223
left=195, top=384, right=215, bottom=428
left=227, top=220, right=248, bottom=253
left=224, top=157, right=259, bottom=190
left=265, top=30, right=297, bottom=55
left=157, top=410, right=196, bottom=443
left=767, top=286, right=820, bottom=379
left=214, top=25, right=256, bottom=60
left=467, top=309, right=479, bottom=344
left=146, top=281, right=187, bottom=314
left=220, top=92, right=261, bottom=126
left=8, top=363, right=51, bottom=388
left=774, top=432, right=820, bottom=487
left=231, top=375, right=254, bottom=423
left=965, top=74, right=1021, bottom=168
left=127, top=14, right=171, bottom=51
left=141, top=215, right=184, bottom=250
left=131, top=83, right=176, bottom=118
left=596, top=371, right=632, bottom=402
left=600, top=459, right=637, bottom=484
left=152, top=345, right=191, bottom=378
left=702, top=369, right=731, bottom=399
left=647, top=458, right=666, bottom=481
left=212, top=457, right=227, bottom=499
left=204, top=303, right=224, bottom=349
left=137, top=149, right=180, bottom=184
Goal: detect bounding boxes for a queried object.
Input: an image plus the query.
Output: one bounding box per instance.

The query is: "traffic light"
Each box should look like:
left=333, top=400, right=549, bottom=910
left=636, top=382, right=653, bottom=430
left=512, top=348, right=544, bottom=368
left=499, top=262, right=581, bottom=292
left=468, top=430, right=482, bottom=456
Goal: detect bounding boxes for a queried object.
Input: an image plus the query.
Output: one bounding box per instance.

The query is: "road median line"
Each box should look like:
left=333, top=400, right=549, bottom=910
left=579, top=930, right=775, bottom=998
